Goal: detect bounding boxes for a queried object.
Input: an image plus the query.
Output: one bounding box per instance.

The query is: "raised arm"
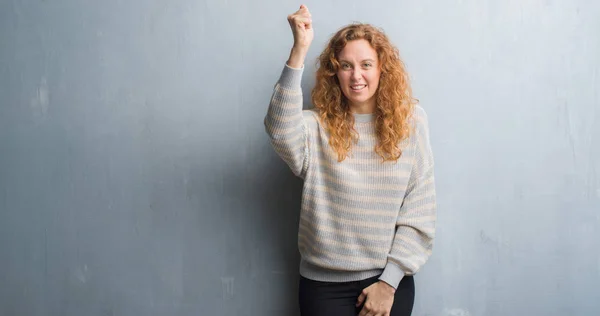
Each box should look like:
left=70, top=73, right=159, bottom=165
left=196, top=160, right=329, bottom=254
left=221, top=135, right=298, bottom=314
left=264, top=5, right=314, bottom=178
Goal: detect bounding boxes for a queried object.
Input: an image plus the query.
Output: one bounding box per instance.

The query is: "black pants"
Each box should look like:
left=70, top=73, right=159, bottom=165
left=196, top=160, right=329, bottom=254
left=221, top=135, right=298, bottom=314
left=298, top=274, right=415, bottom=316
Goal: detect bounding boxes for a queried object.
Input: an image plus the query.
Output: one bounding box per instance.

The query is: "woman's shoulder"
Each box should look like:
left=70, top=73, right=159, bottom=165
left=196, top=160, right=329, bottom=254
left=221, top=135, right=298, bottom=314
left=406, top=104, right=433, bottom=145
left=302, top=108, right=321, bottom=126
left=412, top=104, right=428, bottom=121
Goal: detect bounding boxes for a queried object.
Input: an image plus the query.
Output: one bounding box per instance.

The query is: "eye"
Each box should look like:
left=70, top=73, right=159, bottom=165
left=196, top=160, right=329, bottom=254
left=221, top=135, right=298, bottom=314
left=363, top=62, right=372, bottom=68
left=341, top=63, right=351, bottom=70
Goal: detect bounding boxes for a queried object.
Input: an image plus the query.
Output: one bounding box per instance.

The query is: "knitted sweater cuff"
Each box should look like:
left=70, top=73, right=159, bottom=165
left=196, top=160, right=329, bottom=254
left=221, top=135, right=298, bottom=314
left=378, top=262, right=405, bottom=290
left=278, top=63, right=304, bottom=89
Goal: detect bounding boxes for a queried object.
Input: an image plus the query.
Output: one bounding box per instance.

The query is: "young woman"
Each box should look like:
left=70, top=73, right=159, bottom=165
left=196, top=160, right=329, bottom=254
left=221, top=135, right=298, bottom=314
left=264, top=5, right=437, bottom=316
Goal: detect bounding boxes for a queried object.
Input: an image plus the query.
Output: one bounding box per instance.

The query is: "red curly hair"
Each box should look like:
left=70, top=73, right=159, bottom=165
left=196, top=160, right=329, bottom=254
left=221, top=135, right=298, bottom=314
left=311, top=23, right=417, bottom=162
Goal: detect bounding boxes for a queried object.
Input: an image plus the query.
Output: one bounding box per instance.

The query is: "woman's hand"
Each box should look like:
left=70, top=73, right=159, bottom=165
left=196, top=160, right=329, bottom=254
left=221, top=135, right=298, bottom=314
left=286, top=4, right=313, bottom=68
left=356, top=281, right=396, bottom=316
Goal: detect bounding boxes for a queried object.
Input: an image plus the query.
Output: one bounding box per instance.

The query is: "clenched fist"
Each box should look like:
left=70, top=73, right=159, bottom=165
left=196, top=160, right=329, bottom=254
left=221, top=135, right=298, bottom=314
left=287, top=4, right=314, bottom=49
left=286, top=5, right=314, bottom=68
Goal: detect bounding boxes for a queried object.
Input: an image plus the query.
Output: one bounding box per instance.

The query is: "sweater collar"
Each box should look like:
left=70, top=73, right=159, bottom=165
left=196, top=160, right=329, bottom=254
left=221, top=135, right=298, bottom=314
left=353, top=113, right=374, bottom=123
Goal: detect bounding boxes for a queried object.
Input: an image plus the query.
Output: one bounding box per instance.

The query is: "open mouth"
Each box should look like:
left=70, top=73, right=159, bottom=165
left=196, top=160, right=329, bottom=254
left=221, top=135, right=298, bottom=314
left=351, top=84, right=366, bottom=91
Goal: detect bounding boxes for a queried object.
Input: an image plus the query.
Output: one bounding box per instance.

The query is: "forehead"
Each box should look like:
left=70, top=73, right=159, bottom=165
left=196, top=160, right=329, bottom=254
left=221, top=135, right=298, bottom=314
left=338, top=39, right=377, bottom=61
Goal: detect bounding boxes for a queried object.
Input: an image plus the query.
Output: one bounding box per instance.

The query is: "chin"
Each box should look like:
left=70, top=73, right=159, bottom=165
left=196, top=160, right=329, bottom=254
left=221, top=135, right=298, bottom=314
left=349, top=97, right=371, bottom=105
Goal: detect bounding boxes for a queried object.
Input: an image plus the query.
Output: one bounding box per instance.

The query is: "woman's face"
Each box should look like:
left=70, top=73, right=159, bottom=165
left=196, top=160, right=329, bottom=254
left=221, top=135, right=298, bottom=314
left=336, top=39, right=381, bottom=114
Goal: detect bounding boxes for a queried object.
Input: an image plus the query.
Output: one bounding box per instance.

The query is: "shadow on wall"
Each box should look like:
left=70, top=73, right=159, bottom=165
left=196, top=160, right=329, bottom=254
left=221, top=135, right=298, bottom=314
left=216, top=147, right=304, bottom=315
left=188, top=66, right=318, bottom=315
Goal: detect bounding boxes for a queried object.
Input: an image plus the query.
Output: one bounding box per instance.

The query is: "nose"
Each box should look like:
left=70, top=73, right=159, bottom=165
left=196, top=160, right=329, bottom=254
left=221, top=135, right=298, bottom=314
left=352, top=69, right=362, bottom=81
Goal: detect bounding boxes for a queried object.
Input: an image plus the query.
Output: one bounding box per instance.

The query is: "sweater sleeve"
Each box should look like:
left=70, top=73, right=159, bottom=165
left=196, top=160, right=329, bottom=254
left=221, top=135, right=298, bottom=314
left=379, top=106, right=437, bottom=289
left=264, top=63, right=311, bottom=178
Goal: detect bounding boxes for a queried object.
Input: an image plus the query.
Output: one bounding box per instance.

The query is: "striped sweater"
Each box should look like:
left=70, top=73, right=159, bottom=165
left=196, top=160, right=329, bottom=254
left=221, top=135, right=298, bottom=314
left=264, top=63, right=437, bottom=289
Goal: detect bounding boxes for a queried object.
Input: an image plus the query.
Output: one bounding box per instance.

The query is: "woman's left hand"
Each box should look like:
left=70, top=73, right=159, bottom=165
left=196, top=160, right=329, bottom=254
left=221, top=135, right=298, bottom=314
left=356, top=281, right=395, bottom=316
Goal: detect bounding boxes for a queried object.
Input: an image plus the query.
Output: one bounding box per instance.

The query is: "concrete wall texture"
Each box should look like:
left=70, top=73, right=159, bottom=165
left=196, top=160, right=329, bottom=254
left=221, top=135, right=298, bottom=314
left=1, top=0, right=599, bottom=315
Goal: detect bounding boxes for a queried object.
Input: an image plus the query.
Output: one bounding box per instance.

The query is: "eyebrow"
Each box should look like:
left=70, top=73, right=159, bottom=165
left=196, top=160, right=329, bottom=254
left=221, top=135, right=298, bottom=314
left=339, top=59, right=376, bottom=63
